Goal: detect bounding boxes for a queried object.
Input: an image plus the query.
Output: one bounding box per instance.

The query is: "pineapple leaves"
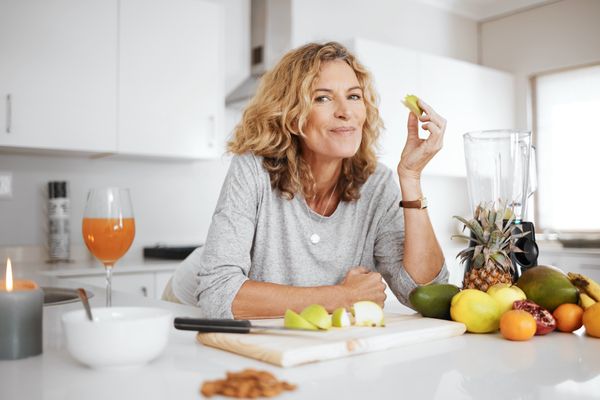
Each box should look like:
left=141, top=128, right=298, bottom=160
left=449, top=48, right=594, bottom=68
left=453, top=201, right=530, bottom=272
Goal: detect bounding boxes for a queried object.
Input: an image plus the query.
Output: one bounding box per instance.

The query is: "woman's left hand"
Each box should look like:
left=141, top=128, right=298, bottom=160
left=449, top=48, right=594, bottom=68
left=397, top=99, right=446, bottom=180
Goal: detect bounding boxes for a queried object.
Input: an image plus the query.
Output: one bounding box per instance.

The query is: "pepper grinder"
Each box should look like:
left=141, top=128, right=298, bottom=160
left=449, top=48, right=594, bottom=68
left=47, top=181, right=70, bottom=262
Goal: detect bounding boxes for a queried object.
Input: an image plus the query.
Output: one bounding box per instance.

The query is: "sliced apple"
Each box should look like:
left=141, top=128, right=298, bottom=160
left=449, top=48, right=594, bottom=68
left=283, top=309, right=319, bottom=330
left=352, top=301, right=385, bottom=327
left=331, top=307, right=351, bottom=328
left=402, top=94, right=422, bottom=116
left=300, top=304, right=332, bottom=330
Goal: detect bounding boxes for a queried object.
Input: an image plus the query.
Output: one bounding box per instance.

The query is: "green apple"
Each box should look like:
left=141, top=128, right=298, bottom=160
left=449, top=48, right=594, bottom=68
left=300, top=304, right=332, bottom=330
left=402, top=94, right=422, bottom=116
left=331, top=307, right=351, bottom=328
left=487, top=283, right=527, bottom=314
left=351, top=301, right=385, bottom=327
left=283, top=309, right=318, bottom=330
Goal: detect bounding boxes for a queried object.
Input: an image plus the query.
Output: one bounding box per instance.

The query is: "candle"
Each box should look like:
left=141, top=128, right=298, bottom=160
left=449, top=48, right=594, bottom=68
left=0, top=258, right=44, bottom=360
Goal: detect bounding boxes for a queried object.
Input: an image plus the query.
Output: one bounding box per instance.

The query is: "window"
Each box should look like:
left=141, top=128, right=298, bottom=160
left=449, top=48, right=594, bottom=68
left=533, top=64, right=600, bottom=234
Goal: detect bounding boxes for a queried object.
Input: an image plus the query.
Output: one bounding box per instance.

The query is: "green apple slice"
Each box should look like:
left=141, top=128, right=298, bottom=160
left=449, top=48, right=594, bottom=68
left=402, top=94, right=423, bottom=116
left=283, top=309, right=319, bottom=330
left=300, top=304, right=332, bottom=330
left=352, top=301, right=385, bottom=327
left=331, top=307, right=351, bottom=328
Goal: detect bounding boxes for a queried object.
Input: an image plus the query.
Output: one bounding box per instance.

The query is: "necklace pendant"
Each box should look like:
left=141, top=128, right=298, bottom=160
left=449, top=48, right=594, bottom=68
left=310, top=233, right=320, bottom=244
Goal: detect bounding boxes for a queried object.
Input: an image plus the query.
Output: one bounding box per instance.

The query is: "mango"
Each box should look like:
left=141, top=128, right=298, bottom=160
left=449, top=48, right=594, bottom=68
left=516, top=265, right=578, bottom=312
left=409, top=283, right=460, bottom=320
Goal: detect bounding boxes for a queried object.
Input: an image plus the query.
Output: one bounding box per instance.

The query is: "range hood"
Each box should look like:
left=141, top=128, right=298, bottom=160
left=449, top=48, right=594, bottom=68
left=225, top=0, right=292, bottom=109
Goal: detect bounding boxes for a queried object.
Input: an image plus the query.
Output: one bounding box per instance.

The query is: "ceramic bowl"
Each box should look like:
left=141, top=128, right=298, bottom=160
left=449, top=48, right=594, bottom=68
left=61, top=307, right=172, bottom=369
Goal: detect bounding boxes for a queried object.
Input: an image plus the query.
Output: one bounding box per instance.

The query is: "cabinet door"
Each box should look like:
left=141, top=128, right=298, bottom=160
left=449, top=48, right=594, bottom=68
left=418, top=53, right=515, bottom=177
left=64, top=273, right=155, bottom=298
left=349, top=38, right=419, bottom=171
left=155, top=271, right=174, bottom=300
left=0, top=0, right=117, bottom=152
left=118, top=0, right=224, bottom=158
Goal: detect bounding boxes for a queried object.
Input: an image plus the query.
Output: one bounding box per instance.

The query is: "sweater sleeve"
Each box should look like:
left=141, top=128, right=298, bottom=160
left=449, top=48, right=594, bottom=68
left=373, top=170, right=449, bottom=308
left=191, top=153, right=262, bottom=318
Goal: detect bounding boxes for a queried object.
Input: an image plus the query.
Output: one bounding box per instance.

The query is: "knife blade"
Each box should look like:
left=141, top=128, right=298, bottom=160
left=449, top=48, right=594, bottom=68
left=173, top=317, right=319, bottom=333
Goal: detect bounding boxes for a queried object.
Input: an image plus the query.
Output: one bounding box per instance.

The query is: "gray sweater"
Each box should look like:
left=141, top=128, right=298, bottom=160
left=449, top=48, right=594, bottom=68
left=173, top=152, right=448, bottom=318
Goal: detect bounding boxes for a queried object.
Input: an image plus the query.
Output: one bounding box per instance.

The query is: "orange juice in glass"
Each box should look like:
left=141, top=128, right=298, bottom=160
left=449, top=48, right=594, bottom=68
left=82, top=188, right=135, bottom=307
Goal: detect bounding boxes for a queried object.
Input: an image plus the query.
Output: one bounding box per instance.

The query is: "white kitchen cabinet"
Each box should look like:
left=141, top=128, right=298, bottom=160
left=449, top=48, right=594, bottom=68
left=0, top=0, right=225, bottom=159
left=349, top=38, right=515, bottom=177
left=59, top=269, right=176, bottom=300
left=418, top=53, right=515, bottom=177
left=0, top=0, right=118, bottom=153
left=117, top=0, right=225, bottom=159
left=538, top=250, right=600, bottom=283
left=155, top=271, right=175, bottom=300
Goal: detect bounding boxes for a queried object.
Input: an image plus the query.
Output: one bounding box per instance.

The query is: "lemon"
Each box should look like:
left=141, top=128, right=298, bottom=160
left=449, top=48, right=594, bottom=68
left=450, top=289, right=501, bottom=333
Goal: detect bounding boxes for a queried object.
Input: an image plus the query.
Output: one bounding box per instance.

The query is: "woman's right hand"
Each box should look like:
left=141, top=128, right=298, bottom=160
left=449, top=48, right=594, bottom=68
left=339, top=267, right=387, bottom=308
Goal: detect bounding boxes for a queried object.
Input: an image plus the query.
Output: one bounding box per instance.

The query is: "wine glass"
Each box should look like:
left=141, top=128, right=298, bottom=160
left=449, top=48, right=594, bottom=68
left=82, top=188, right=135, bottom=307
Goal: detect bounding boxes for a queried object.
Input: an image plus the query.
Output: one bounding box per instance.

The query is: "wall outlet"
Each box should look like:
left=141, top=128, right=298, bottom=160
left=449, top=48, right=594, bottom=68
left=0, top=172, right=13, bottom=199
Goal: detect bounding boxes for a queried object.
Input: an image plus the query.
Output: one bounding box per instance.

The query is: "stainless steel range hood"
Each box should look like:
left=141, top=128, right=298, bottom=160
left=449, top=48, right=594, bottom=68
left=225, top=0, right=292, bottom=109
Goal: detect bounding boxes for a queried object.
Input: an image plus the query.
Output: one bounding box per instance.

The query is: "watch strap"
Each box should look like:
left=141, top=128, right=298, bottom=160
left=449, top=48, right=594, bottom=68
left=399, top=197, right=428, bottom=209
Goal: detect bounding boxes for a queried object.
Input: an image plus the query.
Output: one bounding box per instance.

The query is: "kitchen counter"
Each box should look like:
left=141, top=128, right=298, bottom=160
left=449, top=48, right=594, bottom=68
left=1, top=273, right=600, bottom=400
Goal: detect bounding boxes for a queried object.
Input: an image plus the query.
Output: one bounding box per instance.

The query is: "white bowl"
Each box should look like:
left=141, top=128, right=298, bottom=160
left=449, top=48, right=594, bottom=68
left=61, top=307, right=172, bottom=369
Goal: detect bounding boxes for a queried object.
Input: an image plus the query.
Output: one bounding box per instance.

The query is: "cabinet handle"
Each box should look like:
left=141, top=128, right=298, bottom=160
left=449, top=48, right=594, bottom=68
left=5, top=94, right=11, bottom=134
left=141, top=286, right=148, bottom=297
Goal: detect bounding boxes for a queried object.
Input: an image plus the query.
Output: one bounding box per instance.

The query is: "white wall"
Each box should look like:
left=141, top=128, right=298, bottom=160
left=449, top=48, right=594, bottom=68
left=0, top=153, right=230, bottom=251
left=480, top=0, right=600, bottom=129
left=291, top=0, right=479, bottom=64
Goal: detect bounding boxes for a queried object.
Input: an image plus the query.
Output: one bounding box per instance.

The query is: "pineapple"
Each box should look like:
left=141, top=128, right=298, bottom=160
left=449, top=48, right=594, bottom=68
left=453, top=202, right=528, bottom=291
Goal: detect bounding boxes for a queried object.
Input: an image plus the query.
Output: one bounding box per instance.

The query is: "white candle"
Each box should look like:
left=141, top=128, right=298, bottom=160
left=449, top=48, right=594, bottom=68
left=0, top=258, right=44, bottom=360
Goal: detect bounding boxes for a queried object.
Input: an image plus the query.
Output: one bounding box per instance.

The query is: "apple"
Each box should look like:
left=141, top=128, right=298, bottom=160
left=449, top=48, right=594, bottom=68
left=331, top=307, right=351, bottom=328
left=402, top=94, right=422, bottom=116
left=300, top=304, right=332, bottom=330
left=283, top=309, right=318, bottom=330
left=352, top=301, right=385, bottom=327
left=487, top=283, right=527, bottom=314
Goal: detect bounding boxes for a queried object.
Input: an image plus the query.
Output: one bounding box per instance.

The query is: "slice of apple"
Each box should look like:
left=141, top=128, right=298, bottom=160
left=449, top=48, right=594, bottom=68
left=283, top=309, right=319, bottom=330
left=352, top=301, right=385, bottom=327
left=402, top=94, right=423, bottom=116
left=300, top=304, right=332, bottom=330
left=331, top=307, right=351, bottom=328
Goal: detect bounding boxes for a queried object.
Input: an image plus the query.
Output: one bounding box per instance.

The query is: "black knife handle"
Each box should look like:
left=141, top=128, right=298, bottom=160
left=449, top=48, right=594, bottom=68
left=173, top=317, right=252, bottom=333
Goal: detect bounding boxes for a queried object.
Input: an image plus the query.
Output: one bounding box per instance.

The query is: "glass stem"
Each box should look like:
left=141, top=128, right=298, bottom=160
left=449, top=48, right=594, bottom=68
left=105, top=264, right=113, bottom=307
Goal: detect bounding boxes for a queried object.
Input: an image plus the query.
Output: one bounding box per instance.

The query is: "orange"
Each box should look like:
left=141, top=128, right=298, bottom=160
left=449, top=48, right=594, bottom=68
left=583, top=302, right=600, bottom=338
left=552, top=303, right=584, bottom=333
left=500, top=310, right=537, bottom=341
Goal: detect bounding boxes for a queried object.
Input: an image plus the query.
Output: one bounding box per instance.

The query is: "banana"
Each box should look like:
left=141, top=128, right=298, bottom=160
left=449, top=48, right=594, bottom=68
left=579, top=293, right=597, bottom=309
left=567, top=272, right=600, bottom=302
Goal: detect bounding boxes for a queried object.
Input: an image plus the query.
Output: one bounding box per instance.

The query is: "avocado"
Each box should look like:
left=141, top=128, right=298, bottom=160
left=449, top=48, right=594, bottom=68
left=409, top=283, right=461, bottom=320
left=516, top=265, right=579, bottom=312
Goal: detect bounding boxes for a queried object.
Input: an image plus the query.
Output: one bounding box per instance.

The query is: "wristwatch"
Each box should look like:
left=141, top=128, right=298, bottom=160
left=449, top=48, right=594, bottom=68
left=399, top=197, right=428, bottom=209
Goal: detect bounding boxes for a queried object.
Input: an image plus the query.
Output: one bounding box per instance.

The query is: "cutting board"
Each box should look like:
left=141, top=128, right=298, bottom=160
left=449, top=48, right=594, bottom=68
left=196, top=313, right=466, bottom=367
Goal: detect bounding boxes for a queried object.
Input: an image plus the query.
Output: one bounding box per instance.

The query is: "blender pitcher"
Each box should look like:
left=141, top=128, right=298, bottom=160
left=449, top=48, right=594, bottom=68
left=463, top=130, right=539, bottom=275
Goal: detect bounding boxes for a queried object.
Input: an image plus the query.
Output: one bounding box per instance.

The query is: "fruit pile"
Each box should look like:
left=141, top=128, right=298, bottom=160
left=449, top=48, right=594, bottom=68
left=283, top=301, right=384, bottom=331
left=409, top=265, right=600, bottom=341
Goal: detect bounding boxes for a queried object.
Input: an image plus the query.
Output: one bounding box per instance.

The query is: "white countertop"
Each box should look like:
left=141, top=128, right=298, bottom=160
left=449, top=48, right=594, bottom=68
left=1, top=271, right=600, bottom=400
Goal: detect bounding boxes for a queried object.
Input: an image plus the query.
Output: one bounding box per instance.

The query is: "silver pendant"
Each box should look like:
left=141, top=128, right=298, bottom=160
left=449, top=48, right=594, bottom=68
left=310, top=233, right=320, bottom=244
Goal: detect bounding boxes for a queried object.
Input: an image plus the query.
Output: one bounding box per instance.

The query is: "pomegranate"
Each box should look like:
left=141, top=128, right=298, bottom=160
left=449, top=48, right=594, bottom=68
left=513, top=300, right=556, bottom=335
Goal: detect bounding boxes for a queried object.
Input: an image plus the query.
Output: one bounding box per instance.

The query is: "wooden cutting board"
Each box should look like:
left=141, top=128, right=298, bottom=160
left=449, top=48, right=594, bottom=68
left=196, top=313, right=466, bottom=367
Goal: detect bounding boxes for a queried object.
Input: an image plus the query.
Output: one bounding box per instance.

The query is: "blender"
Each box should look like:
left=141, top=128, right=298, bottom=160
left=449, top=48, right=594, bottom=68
left=463, top=130, right=539, bottom=279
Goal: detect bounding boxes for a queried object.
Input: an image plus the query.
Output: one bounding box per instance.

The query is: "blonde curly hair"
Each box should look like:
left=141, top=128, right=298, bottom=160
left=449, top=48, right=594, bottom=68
left=228, top=41, right=382, bottom=201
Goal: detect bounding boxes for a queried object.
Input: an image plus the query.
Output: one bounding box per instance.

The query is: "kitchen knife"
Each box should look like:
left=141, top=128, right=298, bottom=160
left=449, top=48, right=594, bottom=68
left=173, top=317, right=319, bottom=333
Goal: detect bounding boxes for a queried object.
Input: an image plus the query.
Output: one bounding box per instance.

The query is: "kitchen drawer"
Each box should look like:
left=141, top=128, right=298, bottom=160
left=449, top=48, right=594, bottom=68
left=59, top=272, right=156, bottom=299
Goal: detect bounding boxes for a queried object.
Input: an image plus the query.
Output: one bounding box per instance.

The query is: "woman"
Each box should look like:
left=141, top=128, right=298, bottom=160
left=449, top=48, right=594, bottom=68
left=171, top=41, right=448, bottom=319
